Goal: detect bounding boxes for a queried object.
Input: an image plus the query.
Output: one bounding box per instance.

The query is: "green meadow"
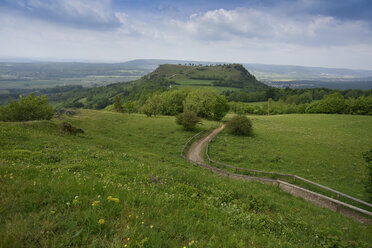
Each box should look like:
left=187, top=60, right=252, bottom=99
left=0, top=110, right=371, bottom=247
left=209, top=114, right=372, bottom=202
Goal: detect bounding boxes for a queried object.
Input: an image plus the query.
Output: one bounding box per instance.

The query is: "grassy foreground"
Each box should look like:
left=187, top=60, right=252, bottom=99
left=0, top=110, right=371, bottom=247
left=210, top=114, right=372, bottom=202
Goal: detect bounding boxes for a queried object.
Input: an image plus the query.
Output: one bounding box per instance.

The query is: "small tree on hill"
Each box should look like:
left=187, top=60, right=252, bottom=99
left=176, top=111, right=201, bottom=131
left=114, top=96, right=123, bottom=112
left=226, top=115, right=253, bottom=136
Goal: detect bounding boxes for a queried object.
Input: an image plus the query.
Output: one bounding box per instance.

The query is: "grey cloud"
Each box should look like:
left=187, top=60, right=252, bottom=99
left=3, top=0, right=122, bottom=30
left=172, top=8, right=372, bottom=46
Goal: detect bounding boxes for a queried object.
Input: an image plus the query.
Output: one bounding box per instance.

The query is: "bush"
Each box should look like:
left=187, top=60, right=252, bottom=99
left=0, top=93, right=54, bottom=121
left=176, top=111, right=201, bottom=130
left=61, top=122, right=84, bottom=135
left=226, top=115, right=253, bottom=136
left=363, top=148, right=372, bottom=201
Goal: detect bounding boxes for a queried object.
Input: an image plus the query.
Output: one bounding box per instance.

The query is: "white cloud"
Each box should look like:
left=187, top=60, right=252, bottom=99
left=172, top=8, right=372, bottom=46
left=0, top=5, right=372, bottom=70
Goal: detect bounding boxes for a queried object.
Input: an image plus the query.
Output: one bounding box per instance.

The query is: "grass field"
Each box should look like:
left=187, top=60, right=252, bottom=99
left=209, top=114, right=372, bottom=202
left=0, top=76, right=141, bottom=90
left=0, top=110, right=371, bottom=247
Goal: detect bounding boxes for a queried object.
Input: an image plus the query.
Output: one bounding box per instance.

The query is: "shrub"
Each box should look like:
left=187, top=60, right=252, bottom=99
left=363, top=148, right=372, bottom=201
left=61, top=122, right=84, bottom=135
left=0, top=93, right=54, bottom=121
left=114, top=96, right=124, bottom=112
left=226, top=115, right=253, bottom=136
left=176, top=111, right=201, bottom=130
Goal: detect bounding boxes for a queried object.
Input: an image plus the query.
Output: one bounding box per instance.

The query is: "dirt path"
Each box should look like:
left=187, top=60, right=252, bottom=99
left=184, top=124, right=371, bottom=224
left=187, top=124, right=225, bottom=163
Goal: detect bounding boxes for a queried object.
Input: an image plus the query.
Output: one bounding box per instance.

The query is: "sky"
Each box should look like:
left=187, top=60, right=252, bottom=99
left=0, top=0, right=372, bottom=70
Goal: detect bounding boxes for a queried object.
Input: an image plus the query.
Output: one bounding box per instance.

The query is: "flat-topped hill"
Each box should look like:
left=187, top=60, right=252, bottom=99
left=147, top=64, right=268, bottom=91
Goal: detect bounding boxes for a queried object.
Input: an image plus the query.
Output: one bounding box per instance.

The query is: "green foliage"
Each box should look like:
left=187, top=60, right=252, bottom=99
left=226, top=115, right=253, bottom=136
left=114, top=96, right=124, bottom=112
left=157, top=89, right=189, bottom=115
left=230, top=94, right=372, bottom=116
left=183, top=89, right=229, bottom=120
left=363, top=148, right=372, bottom=200
left=306, top=93, right=346, bottom=114
left=0, top=93, right=54, bottom=121
left=141, top=94, right=161, bottom=117
left=175, top=111, right=201, bottom=130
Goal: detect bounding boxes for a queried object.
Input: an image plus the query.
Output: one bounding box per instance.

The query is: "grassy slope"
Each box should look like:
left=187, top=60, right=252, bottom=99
left=210, top=114, right=372, bottom=202
left=152, top=64, right=266, bottom=91
left=0, top=110, right=371, bottom=247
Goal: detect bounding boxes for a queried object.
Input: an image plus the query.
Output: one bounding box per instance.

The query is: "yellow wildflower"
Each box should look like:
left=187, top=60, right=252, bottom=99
left=50, top=210, right=55, bottom=214
left=150, top=225, right=154, bottom=229
left=107, top=195, right=120, bottom=202
left=98, top=219, right=105, bottom=224
left=124, top=245, right=127, bottom=248
left=66, top=202, right=71, bottom=206
left=127, top=238, right=130, bottom=241
left=92, top=200, right=100, bottom=207
left=73, top=199, right=78, bottom=204
left=141, top=221, right=144, bottom=224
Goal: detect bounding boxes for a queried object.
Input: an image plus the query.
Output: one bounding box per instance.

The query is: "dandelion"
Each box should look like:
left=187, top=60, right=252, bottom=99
left=127, top=238, right=130, bottom=241
left=124, top=245, right=127, bottom=248
left=136, top=216, right=138, bottom=219
left=73, top=199, right=78, bottom=204
left=92, top=200, right=100, bottom=207
left=98, top=219, right=105, bottom=224
left=141, top=221, right=144, bottom=224
left=107, top=196, right=120, bottom=202
left=50, top=210, right=55, bottom=214
left=66, top=202, right=71, bottom=206
left=129, top=214, right=132, bottom=218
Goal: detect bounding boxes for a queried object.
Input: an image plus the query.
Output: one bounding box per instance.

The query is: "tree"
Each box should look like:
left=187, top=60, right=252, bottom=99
left=183, top=89, right=229, bottom=121
left=175, top=111, right=201, bottom=130
left=0, top=93, right=54, bottom=121
left=114, top=96, right=123, bottom=112
left=226, top=115, right=253, bottom=136
left=141, top=94, right=161, bottom=117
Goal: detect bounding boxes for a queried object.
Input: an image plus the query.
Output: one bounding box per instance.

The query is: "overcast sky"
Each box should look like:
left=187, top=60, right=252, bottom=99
left=1, top=0, right=372, bottom=69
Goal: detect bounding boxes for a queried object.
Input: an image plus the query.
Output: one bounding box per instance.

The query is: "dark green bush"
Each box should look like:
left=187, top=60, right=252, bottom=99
left=363, top=148, right=372, bottom=201
left=0, top=94, right=54, bottom=121
left=175, top=111, right=201, bottom=130
left=226, top=115, right=253, bottom=136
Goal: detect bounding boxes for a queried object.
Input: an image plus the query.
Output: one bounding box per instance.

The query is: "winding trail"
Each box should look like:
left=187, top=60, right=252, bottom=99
left=184, top=125, right=372, bottom=224
left=187, top=124, right=225, bottom=164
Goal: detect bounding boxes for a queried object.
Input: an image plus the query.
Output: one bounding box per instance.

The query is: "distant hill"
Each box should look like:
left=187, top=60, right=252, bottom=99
left=121, top=59, right=372, bottom=90
left=44, top=63, right=267, bottom=109
left=148, top=64, right=268, bottom=91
